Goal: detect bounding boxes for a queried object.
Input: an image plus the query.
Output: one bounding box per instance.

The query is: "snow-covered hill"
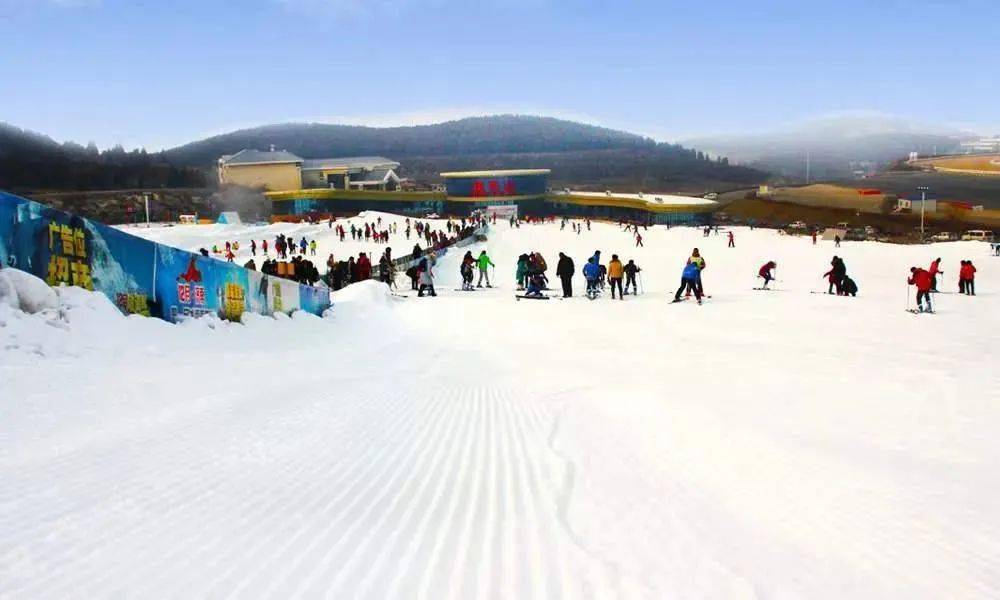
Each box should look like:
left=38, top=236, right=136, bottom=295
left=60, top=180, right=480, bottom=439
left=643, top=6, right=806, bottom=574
left=2, top=219, right=999, bottom=599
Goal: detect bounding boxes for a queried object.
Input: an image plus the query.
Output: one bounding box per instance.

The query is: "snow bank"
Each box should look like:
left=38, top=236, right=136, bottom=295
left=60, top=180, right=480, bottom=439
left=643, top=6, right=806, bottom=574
left=0, top=268, right=58, bottom=313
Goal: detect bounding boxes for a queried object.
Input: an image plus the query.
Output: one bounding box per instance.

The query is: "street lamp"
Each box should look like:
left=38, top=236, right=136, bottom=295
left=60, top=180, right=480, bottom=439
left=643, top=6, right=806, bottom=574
left=916, top=186, right=930, bottom=241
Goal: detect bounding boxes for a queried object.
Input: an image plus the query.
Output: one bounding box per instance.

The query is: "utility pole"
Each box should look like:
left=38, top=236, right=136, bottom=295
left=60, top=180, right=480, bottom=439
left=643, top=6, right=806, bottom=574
left=143, top=193, right=151, bottom=227
left=917, top=186, right=929, bottom=241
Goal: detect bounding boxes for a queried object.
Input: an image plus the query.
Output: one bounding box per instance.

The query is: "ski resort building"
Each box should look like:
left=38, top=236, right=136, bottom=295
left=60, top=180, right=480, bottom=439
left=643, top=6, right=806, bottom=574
left=218, top=149, right=400, bottom=192
left=266, top=166, right=716, bottom=224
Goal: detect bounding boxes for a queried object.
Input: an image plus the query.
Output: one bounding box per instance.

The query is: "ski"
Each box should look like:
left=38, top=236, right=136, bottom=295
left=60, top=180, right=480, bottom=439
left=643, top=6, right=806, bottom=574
left=515, top=295, right=550, bottom=301
left=906, top=309, right=935, bottom=314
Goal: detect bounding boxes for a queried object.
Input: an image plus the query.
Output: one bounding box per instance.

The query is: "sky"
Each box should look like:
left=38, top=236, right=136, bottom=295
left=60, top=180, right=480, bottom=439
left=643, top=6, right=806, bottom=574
left=1, top=0, right=998, bottom=150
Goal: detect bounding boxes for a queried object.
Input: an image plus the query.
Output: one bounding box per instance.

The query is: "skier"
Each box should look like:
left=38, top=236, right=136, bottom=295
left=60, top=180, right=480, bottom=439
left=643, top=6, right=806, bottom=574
left=908, top=266, right=933, bottom=312
left=758, top=261, right=776, bottom=289
left=673, top=260, right=703, bottom=304
left=556, top=252, right=575, bottom=298
left=417, top=256, right=436, bottom=297
left=834, top=234, right=841, bottom=248
left=686, top=248, right=706, bottom=297
left=251, top=239, right=257, bottom=256
left=516, top=254, right=529, bottom=290
left=823, top=256, right=846, bottom=295
left=608, top=254, right=624, bottom=300
left=460, top=251, right=475, bottom=291
left=583, top=257, right=600, bottom=298
left=623, top=259, right=641, bottom=295
left=476, top=250, right=495, bottom=288
left=727, top=231, right=735, bottom=248
left=524, top=273, right=546, bottom=298
left=811, top=230, right=817, bottom=245
left=310, top=240, right=317, bottom=256
left=928, top=258, right=943, bottom=292
left=262, top=239, right=268, bottom=255
left=635, top=232, right=644, bottom=247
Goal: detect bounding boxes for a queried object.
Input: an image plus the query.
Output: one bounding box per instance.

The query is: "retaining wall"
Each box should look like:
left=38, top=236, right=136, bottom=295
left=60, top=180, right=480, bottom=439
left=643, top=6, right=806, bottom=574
left=0, top=190, right=330, bottom=322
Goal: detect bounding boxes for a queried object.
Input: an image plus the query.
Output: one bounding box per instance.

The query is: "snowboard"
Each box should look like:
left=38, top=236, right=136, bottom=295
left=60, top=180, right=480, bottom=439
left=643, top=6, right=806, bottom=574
left=516, top=295, right=550, bottom=301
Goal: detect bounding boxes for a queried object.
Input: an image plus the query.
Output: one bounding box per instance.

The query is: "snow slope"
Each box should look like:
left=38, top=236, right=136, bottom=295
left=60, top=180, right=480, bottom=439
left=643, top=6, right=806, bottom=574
left=2, top=221, right=999, bottom=599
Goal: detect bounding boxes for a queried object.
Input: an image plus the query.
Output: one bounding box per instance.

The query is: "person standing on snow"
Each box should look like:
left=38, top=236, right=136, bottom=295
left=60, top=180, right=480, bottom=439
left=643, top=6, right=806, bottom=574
left=417, top=256, right=437, bottom=297
left=758, top=261, right=776, bottom=289
left=929, top=258, right=943, bottom=292
left=811, top=230, right=817, bottom=245
left=460, top=251, right=475, bottom=291
left=608, top=254, right=625, bottom=300
left=823, top=256, right=846, bottom=295
left=908, top=267, right=933, bottom=312
left=960, top=260, right=977, bottom=295
left=356, top=252, right=372, bottom=280
left=674, top=260, right=703, bottom=304
left=623, top=259, right=641, bottom=295
left=476, top=250, right=495, bottom=288
left=635, top=232, right=644, bottom=247
left=556, top=252, right=575, bottom=298
left=686, top=248, right=706, bottom=297
left=310, top=240, right=317, bottom=256
left=583, top=257, right=600, bottom=297
left=251, top=239, right=257, bottom=256
left=727, top=231, right=735, bottom=248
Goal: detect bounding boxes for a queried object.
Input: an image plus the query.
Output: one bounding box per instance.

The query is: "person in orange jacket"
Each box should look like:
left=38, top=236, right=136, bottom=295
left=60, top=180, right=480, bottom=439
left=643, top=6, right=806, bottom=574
left=607, top=254, right=625, bottom=300
left=908, top=267, right=933, bottom=312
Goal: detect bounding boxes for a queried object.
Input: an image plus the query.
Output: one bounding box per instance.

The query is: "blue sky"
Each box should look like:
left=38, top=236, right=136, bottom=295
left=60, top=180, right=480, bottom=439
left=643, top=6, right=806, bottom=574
left=1, top=0, right=997, bottom=149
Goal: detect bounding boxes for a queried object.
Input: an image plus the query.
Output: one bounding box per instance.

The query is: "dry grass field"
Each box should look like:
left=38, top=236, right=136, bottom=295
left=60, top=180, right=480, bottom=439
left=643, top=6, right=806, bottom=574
left=914, top=154, right=1000, bottom=174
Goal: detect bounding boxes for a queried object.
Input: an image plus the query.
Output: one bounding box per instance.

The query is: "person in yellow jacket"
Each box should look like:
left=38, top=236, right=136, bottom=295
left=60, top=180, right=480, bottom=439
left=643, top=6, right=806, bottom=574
left=608, top=254, right=625, bottom=300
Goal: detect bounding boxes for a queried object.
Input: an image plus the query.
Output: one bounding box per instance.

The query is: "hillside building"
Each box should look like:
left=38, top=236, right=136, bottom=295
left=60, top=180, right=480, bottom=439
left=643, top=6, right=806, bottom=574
left=218, top=148, right=400, bottom=192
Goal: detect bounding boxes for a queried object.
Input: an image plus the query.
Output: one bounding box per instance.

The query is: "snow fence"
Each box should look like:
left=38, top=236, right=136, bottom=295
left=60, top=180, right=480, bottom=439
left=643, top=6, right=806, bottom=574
left=0, top=191, right=331, bottom=323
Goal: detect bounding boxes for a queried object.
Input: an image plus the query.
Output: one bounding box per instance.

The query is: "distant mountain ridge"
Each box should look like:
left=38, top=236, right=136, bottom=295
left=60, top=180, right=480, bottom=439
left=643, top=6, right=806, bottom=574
left=164, top=115, right=658, bottom=166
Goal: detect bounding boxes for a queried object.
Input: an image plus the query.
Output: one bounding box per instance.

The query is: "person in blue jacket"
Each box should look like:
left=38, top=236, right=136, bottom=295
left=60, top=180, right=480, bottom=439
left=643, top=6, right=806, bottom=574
left=583, top=257, right=601, bottom=296
left=673, top=261, right=703, bottom=304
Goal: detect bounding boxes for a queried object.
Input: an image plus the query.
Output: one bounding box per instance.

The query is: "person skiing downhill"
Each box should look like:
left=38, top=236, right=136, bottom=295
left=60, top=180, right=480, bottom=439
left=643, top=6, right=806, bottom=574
left=758, top=261, right=776, bottom=289
left=476, top=250, right=495, bottom=288
left=608, top=254, right=625, bottom=300
left=674, top=260, right=703, bottom=304
left=623, top=259, right=641, bottom=295
left=908, top=267, right=933, bottom=312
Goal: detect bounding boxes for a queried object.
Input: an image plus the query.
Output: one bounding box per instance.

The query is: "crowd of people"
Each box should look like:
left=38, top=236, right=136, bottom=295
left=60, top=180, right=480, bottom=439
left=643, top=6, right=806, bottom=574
left=908, top=257, right=978, bottom=312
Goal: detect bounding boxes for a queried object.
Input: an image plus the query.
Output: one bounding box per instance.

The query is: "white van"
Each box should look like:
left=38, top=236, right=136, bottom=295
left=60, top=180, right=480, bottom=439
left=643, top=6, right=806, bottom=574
left=961, top=230, right=995, bottom=242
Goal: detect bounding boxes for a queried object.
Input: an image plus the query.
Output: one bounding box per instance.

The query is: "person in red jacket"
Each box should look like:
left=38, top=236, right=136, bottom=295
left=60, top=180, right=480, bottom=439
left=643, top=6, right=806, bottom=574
left=928, top=258, right=943, bottom=292
left=356, top=252, right=372, bottom=280
left=908, top=267, right=933, bottom=312
left=960, top=260, right=977, bottom=296
left=757, top=261, right=776, bottom=289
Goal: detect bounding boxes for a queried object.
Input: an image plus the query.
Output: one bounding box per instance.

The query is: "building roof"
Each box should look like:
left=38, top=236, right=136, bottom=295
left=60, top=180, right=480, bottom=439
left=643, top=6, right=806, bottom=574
left=301, top=156, right=399, bottom=171
left=220, top=149, right=303, bottom=166
left=551, top=190, right=718, bottom=207
left=356, top=168, right=397, bottom=183
left=440, top=169, right=551, bottom=178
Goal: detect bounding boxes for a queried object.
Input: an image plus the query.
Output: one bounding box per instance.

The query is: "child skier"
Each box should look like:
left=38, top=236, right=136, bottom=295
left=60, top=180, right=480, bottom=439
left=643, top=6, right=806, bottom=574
left=758, top=261, right=776, bottom=289
left=476, top=250, right=495, bottom=288
left=908, top=267, right=933, bottom=312
left=583, top=257, right=601, bottom=298
left=623, top=260, right=641, bottom=295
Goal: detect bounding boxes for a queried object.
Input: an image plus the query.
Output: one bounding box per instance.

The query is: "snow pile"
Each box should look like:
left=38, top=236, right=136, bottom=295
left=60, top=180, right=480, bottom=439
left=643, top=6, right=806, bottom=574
left=0, top=268, right=58, bottom=313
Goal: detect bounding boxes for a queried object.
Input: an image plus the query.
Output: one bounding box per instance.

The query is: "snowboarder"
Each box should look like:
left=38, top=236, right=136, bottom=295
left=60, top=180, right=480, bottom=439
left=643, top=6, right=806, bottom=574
left=674, top=260, right=702, bottom=304
left=908, top=267, right=933, bottom=312
left=608, top=254, right=624, bottom=300
left=556, top=252, right=575, bottom=298
left=623, top=260, right=641, bottom=295
left=476, top=250, right=495, bottom=287
left=758, top=261, right=776, bottom=289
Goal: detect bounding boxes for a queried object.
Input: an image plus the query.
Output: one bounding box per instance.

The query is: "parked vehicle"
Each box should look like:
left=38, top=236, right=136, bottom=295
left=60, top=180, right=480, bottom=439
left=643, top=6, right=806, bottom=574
left=962, top=230, right=995, bottom=242
left=931, top=232, right=957, bottom=242
left=789, top=221, right=808, bottom=230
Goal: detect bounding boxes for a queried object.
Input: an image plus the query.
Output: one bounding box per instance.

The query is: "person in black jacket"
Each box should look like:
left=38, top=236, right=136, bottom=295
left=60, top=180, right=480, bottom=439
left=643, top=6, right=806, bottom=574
left=556, top=252, right=575, bottom=297
left=623, top=260, right=641, bottom=295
